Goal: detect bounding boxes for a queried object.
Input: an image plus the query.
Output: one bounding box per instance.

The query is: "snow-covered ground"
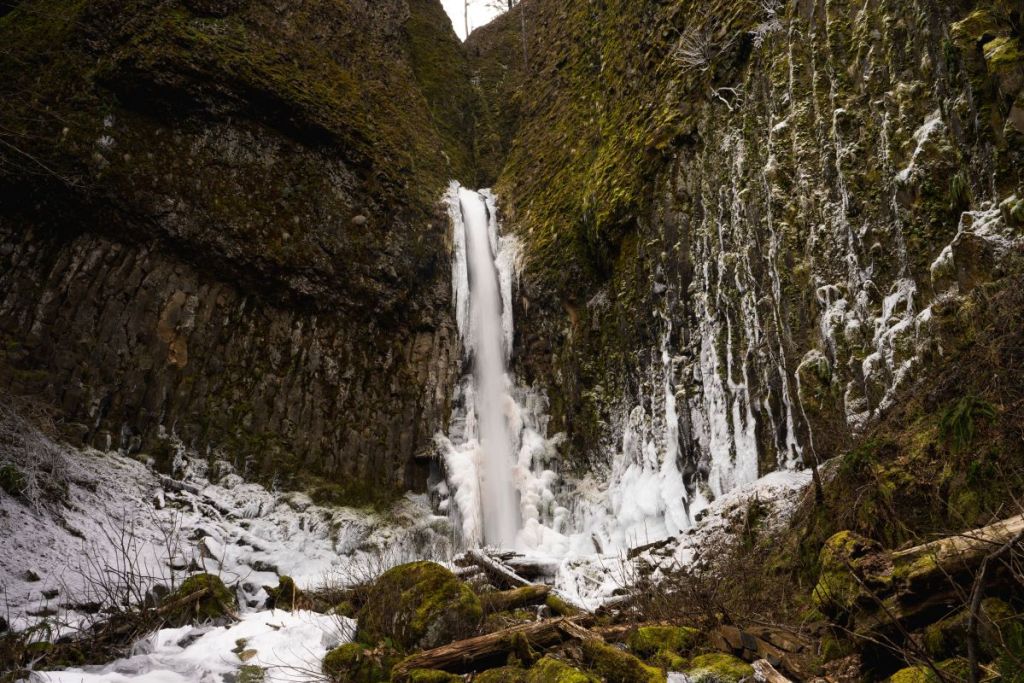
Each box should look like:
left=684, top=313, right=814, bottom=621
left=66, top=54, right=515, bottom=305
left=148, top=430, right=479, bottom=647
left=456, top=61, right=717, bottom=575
left=2, top=437, right=813, bottom=681
left=1, top=441, right=453, bottom=682
left=39, top=610, right=349, bottom=683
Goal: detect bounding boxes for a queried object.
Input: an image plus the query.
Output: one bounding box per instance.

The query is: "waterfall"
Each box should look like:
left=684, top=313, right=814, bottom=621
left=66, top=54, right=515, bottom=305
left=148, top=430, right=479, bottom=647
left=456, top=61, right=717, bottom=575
left=460, top=187, right=520, bottom=548
left=440, top=184, right=523, bottom=548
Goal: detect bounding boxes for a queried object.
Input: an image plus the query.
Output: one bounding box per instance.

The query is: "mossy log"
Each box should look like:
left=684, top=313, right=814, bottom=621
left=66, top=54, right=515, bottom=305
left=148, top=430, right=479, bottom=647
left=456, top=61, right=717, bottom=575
left=465, top=550, right=588, bottom=614
left=814, top=515, right=1024, bottom=635
left=481, top=585, right=551, bottom=613
left=391, top=617, right=596, bottom=678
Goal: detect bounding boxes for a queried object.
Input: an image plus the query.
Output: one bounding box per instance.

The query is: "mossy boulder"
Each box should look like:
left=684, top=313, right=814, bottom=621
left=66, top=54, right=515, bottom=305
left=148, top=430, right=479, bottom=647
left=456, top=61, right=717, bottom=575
left=888, top=666, right=935, bottom=683
left=888, top=658, right=973, bottom=683
left=322, top=643, right=401, bottom=683
left=356, top=561, right=481, bottom=651
left=527, top=657, right=598, bottom=683
left=627, top=625, right=700, bottom=658
left=475, top=666, right=529, bottom=683
left=685, top=653, right=755, bottom=683
left=581, top=639, right=665, bottom=683
left=264, top=575, right=310, bottom=611
left=163, top=573, right=236, bottom=626
left=406, top=670, right=461, bottom=683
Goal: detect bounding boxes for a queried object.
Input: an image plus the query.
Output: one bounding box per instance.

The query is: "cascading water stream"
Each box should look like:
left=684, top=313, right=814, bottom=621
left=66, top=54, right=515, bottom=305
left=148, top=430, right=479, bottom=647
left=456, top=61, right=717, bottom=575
left=459, top=188, right=520, bottom=548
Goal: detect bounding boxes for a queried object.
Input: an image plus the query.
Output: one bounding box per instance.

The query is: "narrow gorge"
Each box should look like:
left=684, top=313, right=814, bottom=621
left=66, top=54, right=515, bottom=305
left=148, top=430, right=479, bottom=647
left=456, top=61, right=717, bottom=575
left=1, top=0, right=1022, bottom=681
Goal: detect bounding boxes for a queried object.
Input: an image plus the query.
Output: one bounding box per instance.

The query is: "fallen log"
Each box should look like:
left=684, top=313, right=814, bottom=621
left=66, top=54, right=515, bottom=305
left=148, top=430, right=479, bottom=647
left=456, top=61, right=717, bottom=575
left=481, top=584, right=550, bottom=612
left=467, top=549, right=532, bottom=589
left=813, top=515, right=1024, bottom=635
left=466, top=549, right=590, bottom=614
left=391, top=616, right=594, bottom=678
left=505, top=556, right=560, bottom=580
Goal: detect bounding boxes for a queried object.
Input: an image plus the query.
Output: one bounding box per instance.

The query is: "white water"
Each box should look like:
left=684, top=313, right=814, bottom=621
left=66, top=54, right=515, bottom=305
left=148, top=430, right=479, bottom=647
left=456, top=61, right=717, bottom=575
left=459, top=187, right=520, bottom=547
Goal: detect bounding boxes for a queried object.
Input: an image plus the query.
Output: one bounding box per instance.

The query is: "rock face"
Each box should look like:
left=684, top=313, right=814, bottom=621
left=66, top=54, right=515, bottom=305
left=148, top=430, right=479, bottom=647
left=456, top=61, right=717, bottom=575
left=470, top=1, right=1024, bottom=496
left=0, top=0, right=474, bottom=490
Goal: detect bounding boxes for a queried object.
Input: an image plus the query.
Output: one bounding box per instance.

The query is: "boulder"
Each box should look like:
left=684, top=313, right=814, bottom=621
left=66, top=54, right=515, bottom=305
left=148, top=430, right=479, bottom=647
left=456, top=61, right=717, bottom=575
left=356, top=561, right=482, bottom=651
left=527, top=657, right=599, bottom=682
left=580, top=639, right=665, bottom=683
left=685, top=653, right=755, bottom=683
left=322, top=643, right=401, bottom=683
left=162, top=573, right=236, bottom=627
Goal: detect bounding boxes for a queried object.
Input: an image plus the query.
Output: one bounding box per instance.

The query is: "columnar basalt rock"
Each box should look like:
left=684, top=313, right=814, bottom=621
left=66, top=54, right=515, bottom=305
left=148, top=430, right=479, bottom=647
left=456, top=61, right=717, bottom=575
left=470, top=0, right=1024, bottom=497
left=0, top=0, right=472, bottom=491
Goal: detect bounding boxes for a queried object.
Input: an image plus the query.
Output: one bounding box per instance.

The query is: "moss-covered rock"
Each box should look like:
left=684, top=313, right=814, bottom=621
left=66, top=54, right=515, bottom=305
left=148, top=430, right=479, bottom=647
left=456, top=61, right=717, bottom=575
left=264, top=576, right=310, bottom=611
left=627, top=625, right=700, bottom=658
left=406, top=669, right=462, bottom=683
left=527, top=657, right=599, bottom=683
left=163, top=573, right=236, bottom=627
left=581, top=639, right=665, bottom=683
left=322, top=643, right=401, bottom=683
left=685, top=653, right=755, bottom=683
left=887, top=666, right=935, bottom=683
left=356, top=561, right=481, bottom=651
left=886, top=661, right=969, bottom=683
left=475, top=666, right=529, bottom=683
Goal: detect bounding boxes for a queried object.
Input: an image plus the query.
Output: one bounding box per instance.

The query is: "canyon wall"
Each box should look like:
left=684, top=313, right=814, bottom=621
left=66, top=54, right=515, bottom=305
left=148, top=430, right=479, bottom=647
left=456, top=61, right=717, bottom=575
left=0, top=0, right=474, bottom=493
left=471, top=0, right=1023, bottom=500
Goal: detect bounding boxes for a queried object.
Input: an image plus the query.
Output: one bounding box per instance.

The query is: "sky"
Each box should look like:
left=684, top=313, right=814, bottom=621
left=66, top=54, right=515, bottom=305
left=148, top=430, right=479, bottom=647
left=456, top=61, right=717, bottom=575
left=441, top=0, right=506, bottom=40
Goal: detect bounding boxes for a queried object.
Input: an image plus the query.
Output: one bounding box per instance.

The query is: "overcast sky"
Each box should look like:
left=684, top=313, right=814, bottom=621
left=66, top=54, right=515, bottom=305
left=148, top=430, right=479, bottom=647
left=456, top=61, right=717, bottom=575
left=440, top=0, right=505, bottom=40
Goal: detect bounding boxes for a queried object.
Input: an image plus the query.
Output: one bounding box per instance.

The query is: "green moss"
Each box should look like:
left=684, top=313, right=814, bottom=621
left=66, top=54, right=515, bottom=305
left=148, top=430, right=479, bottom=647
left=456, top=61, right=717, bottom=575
left=307, top=478, right=402, bottom=512
left=581, top=639, right=665, bottom=683
left=951, top=10, right=1006, bottom=47
left=163, top=573, right=236, bottom=626
left=406, top=669, right=461, bottom=683
left=356, top=561, right=481, bottom=651
left=685, top=653, right=755, bottom=683
left=265, top=575, right=308, bottom=611
left=332, top=600, right=357, bottom=618
left=627, top=625, right=700, bottom=658
left=811, top=531, right=881, bottom=615
left=237, top=665, right=265, bottom=683
left=527, top=657, right=599, bottom=683
left=475, top=666, right=529, bottom=683
left=400, top=0, right=475, bottom=185
left=984, top=36, right=1024, bottom=68
left=887, top=666, right=936, bottom=683
left=544, top=594, right=580, bottom=617
left=322, top=643, right=401, bottom=683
